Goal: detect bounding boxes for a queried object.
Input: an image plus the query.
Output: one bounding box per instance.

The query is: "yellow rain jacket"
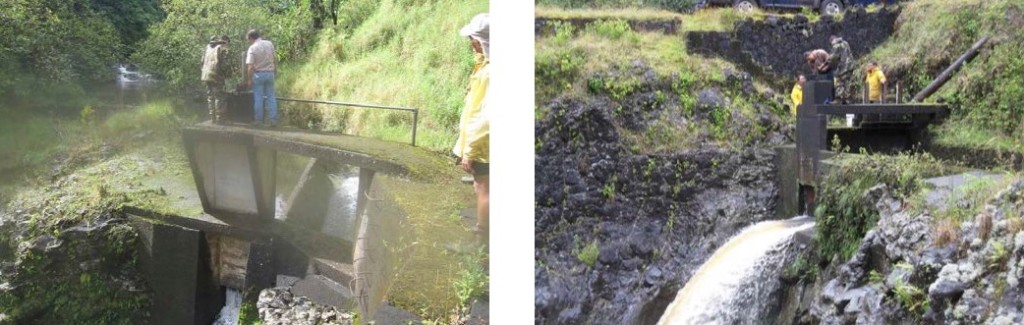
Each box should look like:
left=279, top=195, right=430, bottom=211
left=866, top=67, right=887, bottom=101
left=791, top=83, right=802, bottom=115
left=454, top=61, right=489, bottom=163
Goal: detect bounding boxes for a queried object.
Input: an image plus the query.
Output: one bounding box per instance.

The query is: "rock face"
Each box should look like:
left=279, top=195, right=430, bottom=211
left=687, top=7, right=900, bottom=89
left=534, top=62, right=785, bottom=324
left=795, top=181, right=1024, bottom=324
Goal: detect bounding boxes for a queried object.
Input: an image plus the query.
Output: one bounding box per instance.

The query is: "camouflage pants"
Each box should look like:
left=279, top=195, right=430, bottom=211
left=206, top=80, right=226, bottom=123
left=833, top=75, right=851, bottom=103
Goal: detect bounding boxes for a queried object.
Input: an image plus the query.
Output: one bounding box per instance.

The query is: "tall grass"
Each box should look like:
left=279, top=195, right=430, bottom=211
left=278, top=0, right=487, bottom=151
left=536, top=5, right=685, bottom=21
left=536, top=0, right=698, bottom=12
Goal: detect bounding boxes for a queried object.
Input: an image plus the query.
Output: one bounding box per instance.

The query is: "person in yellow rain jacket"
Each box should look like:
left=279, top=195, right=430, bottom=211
left=791, top=74, right=805, bottom=115
left=865, top=61, right=887, bottom=103
left=454, top=13, right=490, bottom=245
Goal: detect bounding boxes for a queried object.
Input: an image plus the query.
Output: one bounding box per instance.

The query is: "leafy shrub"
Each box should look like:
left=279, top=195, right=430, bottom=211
left=133, top=0, right=316, bottom=88
left=536, top=47, right=586, bottom=100
left=814, top=152, right=954, bottom=261
left=454, top=251, right=489, bottom=308
left=573, top=236, right=600, bottom=267
left=587, top=19, right=634, bottom=39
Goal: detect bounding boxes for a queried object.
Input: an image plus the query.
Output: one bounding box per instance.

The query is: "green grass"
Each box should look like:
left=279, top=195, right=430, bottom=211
left=681, top=7, right=759, bottom=32
left=536, top=5, right=685, bottom=21
left=536, top=18, right=783, bottom=152
left=573, top=236, right=600, bottom=267
left=277, top=0, right=488, bottom=151
left=931, top=121, right=1024, bottom=153
left=453, top=250, right=489, bottom=309
left=814, top=152, right=959, bottom=261
left=0, top=115, right=68, bottom=171
left=0, top=100, right=187, bottom=182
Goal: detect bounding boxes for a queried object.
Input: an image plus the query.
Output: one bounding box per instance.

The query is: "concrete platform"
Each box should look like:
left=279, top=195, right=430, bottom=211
left=184, top=122, right=448, bottom=180
left=922, top=171, right=1006, bottom=213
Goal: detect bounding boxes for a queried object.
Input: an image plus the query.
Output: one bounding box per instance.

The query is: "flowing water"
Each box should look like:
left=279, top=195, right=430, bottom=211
left=657, top=216, right=815, bottom=325
left=273, top=154, right=361, bottom=241
left=212, top=288, right=242, bottom=325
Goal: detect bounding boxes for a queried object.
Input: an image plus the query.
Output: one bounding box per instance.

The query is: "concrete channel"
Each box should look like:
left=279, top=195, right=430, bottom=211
left=125, top=122, right=428, bottom=324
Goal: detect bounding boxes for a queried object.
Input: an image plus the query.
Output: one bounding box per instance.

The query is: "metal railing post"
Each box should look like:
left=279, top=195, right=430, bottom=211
left=411, top=109, right=418, bottom=147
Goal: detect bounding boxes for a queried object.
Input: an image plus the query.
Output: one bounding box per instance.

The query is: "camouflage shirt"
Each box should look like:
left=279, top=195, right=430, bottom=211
left=829, top=38, right=853, bottom=76
left=201, top=43, right=230, bottom=82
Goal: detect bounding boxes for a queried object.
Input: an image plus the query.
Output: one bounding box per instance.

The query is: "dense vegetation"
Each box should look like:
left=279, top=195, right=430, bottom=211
left=132, top=0, right=317, bottom=89
left=0, top=0, right=155, bottom=110
left=535, top=10, right=787, bottom=153
left=537, top=0, right=699, bottom=12
left=813, top=149, right=957, bottom=262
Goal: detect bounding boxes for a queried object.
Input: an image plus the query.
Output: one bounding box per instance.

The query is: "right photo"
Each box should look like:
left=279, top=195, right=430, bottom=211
left=535, top=0, right=1024, bottom=324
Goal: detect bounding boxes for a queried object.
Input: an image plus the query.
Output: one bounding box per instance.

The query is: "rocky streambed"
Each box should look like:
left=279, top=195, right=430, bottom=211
left=256, top=287, right=356, bottom=325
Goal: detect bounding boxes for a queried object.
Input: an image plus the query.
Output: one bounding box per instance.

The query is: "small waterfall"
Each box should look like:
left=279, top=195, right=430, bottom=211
left=322, top=170, right=360, bottom=240
left=212, top=288, right=242, bottom=325
left=657, top=216, right=815, bottom=325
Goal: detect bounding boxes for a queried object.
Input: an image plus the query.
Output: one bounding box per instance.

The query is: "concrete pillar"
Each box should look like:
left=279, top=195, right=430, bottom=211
left=252, top=147, right=277, bottom=220
left=132, top=219, right=221, bottom=325
left=353, top=181, right=401, bottom=322
left=243, top=238, right=276, bottom=300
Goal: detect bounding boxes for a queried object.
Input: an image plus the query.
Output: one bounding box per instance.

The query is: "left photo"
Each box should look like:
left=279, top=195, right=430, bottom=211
left=0, top=1, right=490, bottom=324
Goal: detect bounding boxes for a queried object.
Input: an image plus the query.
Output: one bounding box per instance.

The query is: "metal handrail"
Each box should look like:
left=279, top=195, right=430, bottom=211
left=275, top=97, right=419, bottom=146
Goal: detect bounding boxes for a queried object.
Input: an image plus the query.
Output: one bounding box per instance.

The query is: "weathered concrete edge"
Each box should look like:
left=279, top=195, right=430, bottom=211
left=182, top=126, right=412, bottom=178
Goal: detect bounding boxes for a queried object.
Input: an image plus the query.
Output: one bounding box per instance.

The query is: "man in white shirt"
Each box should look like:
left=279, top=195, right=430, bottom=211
left=242, top=29, right=278, bottom=126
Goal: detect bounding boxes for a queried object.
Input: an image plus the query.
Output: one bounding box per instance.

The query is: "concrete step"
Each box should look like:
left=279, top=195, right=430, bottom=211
left=290, top=274, right=355, bottom=310
left=311, top=257, right=355, bottom=288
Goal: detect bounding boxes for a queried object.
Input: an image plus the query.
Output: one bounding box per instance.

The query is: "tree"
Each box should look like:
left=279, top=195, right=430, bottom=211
left=132, top=0, right=316, bottom=88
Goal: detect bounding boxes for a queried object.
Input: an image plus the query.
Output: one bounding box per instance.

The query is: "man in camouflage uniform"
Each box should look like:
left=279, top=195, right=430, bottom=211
left=201, top=35, right=231, bottom=124
left=828, top=35, right=854, bottom=103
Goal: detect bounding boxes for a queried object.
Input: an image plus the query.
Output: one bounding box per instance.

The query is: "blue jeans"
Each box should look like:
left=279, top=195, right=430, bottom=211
left=252, top=71, right=277, bottom=125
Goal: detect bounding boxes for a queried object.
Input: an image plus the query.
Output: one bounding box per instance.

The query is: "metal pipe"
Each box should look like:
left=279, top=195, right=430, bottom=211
left=912, top=36, right=990, bottom=102
left=277, top=97, right=417, bottom=112
left=275, top=96, right=419, bottom=146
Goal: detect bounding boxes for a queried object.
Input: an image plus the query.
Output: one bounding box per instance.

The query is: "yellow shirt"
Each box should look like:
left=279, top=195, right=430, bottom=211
left=454, top=61, right=489, bottom=163
left=866, top=68, right=887, bottom=101
left=791, top=83, right=802, bottom=115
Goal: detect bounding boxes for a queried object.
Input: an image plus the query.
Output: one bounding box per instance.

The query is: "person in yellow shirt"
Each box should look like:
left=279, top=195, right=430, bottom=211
left=791, top=74, right=805, bottom=115
left=865, top=61, right=887, bottom=103
left=454, top=13, right=490, bottom=246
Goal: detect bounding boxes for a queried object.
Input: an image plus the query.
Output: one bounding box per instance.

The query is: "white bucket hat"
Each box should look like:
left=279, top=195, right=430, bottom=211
left=460, top=13, right=490, bottom=59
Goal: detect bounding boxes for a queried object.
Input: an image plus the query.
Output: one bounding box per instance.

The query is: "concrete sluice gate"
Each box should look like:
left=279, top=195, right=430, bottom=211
left=128, top=123, right=412, bottom=325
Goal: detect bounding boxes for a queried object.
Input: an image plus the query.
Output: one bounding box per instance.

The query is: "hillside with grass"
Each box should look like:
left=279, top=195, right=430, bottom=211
left=277, top=0, right=488, bottom=151
left=535, top=7, right=790, bottom=153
